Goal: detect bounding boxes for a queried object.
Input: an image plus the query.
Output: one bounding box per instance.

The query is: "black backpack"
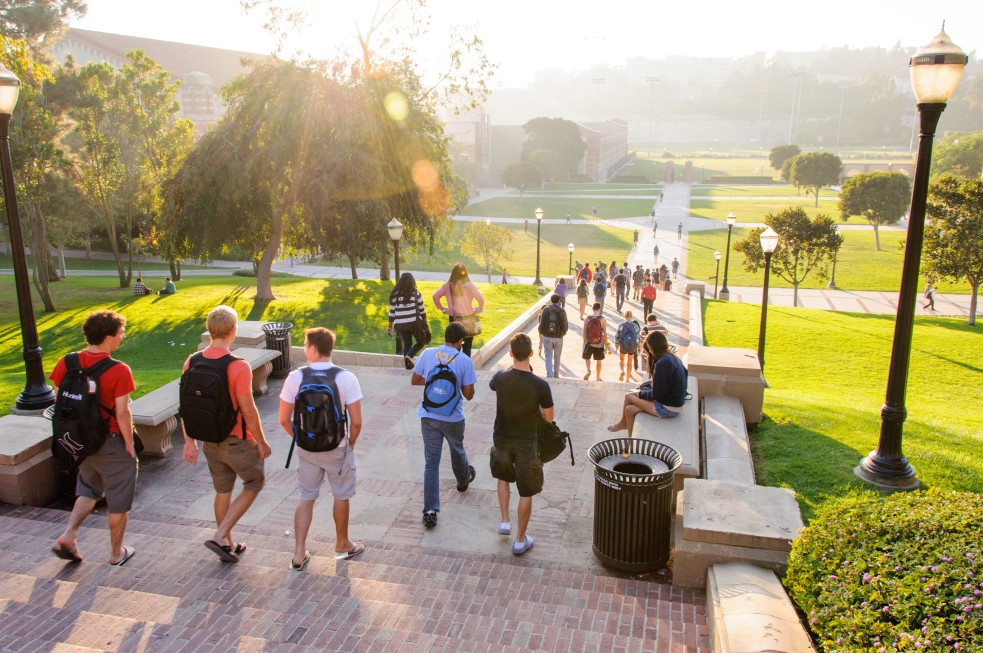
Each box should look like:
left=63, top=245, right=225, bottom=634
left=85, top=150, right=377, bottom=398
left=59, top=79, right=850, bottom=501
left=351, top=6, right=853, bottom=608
left=179, top=352, right=241, bottom=443
left=543, top=305, right=563, bottom=337
left=422, top=352, right=461, bottom=416
left=51, top=353, right=119, bottom=461
left=292, top=366, right=348, bottom=453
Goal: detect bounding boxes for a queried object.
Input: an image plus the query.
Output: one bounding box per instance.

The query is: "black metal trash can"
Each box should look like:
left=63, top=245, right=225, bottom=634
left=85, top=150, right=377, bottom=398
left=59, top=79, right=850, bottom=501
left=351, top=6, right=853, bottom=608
left=589, top=438, right=681, bottom=572
left=261, top=322, right=293, bottom=378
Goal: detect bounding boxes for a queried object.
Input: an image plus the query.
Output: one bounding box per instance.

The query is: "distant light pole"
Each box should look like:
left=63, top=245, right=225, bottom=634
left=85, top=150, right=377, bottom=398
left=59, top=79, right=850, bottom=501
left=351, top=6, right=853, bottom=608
left=0, top=63, right=54, bottom=412
left=591, top=78, right=606, bottom=121
left=712, top=250, right=722, bottom=299
left=757, top=228, right=779, bottom=372
left=856, top=26, right=967, bottom=491
left=568, top=242, right=575, bottom=275
left=719, top=212, right=737, bottom=301
left=533, top=207, right=544, bottom=286
left=387, top=217, right=403, bottom=279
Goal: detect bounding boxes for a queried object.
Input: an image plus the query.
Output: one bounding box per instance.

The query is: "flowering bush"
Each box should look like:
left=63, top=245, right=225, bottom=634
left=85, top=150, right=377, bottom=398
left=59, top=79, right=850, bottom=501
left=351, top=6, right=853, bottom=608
left=785, top=489, right=982, bottom=652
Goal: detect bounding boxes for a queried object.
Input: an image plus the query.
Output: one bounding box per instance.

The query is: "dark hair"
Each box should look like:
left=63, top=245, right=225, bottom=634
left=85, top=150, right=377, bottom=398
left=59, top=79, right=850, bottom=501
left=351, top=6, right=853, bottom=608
left=550, top=294, right=561, bottom=304
left=510, top=333, right=532, bottom=361
left=136, top=277, right=142, bottom=282
left=389, top=272, right=418, bottom=303
left=445, top=322, right=467, bottom=343
left=592, top=301, right=601, bottom=311
left=305, top=327, right=335, bottom=357
left=82, top=310, right=126, bottom=345
left=644, top=331, right=671, bottom=376
left=578, top=279, right=587, bottom=289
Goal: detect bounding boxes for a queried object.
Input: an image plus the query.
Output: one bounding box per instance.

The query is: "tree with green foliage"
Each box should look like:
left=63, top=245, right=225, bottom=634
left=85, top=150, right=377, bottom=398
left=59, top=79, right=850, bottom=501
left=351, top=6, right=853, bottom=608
left=932, top=130, right=983, bottom=179
left=520, top=117, right=585, bottom=180
left=734, top=206, right=838, bottom=307
left=460, top=220, right=513, bottom=282
left=769, top=144, right=800, bottom=172
left=789, top=152, right=842, bottom=207
left=839, top=171, right=911, bottom=251
left=0, top=0, right=84, bottom=51
left=527, top=149, right=564, bottom=182
left=924, top=175, right=983, bottom=326
left=502, top=161, right=542, bottom=197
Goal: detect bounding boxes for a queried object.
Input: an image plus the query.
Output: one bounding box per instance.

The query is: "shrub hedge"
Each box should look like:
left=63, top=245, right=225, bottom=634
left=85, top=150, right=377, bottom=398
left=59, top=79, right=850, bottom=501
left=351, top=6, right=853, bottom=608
left=785, top=489, right=982, bottom=652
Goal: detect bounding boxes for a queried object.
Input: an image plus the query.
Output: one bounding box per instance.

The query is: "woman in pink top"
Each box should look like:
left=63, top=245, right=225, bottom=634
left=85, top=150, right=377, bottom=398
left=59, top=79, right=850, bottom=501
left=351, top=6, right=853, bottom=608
left=432, top=262, right=485, bottom=357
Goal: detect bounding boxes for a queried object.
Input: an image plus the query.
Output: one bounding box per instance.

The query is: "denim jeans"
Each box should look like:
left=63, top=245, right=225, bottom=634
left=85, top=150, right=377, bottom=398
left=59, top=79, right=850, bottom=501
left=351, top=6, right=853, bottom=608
left=421, top=417, right=470, bottom=513
left=543, top=336, right=563, bottom=377
left=615, top=287, right=626, bottom=312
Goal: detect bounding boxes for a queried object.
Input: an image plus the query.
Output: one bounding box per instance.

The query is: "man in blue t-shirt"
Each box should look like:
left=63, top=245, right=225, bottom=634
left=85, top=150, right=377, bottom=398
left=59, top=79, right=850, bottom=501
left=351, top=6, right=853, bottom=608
left=411, top=322, right=477, bottom=529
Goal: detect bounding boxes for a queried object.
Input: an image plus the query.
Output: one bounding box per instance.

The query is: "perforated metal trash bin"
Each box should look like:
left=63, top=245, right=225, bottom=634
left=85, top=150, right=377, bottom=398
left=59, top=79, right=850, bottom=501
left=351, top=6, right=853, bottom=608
left=261, top=322, right=293, bottom=378
left=589, top=438, right=681, bottom=572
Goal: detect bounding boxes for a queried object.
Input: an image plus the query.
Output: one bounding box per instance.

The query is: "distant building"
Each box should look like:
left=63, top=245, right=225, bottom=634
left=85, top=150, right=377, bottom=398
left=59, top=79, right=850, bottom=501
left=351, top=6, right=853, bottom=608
left=51, top=28, right=264, bottom=133
left=444, top=107, right=492, bottom=187
left=576, top=119, right=629, bottom=182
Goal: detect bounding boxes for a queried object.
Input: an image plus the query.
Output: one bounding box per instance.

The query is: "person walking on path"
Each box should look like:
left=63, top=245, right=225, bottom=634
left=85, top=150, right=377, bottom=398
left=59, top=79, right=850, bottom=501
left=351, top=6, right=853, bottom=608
left=613, top=268, right=629, bottom=313
left=411, top=322, right=477, bottom=529
left=582, top=302, right=609, bottom=381
left=607, top=331, right=687, bottom=436
left=182, top=305, right=272, bottom=564
left=388, top=272, right=428, bottom=369
left=432, top=262, right=485, bottom=358
left=501, top=267, right=508, bottom=284
left=553, top=277, right=568, bottom=308
left=615, top=310, right=641, bottom=382
left=489, top=334, right=554, bottom=555
left=278, top=327, right=365, bottom=569
left=592, top=206, right=597, bottom=218
left=524, top=219, right=528, bottom=234
left=633, top=230, right=639, bottom=244
left=50, top=310, right=138, bottom=566
left=576, top=278, right=590, bottom=319
left=641, top=278, right=658, bottom=323
left=653, top=243, right=660, bottom=263
left=538, top=294, right=569, bottom=378
left=566, top=213, right=572, bottom=224
left=592, top=277, right=608, bottom=314
left=659, top=191, right=664, bottom=202
left=652, top=219, right=658, bottom=233
left=632, top=266, right=643, bottom=301
left=677, top=223, right=683, bottom=239
left=671, top=258, right=679, bottom=279
left=922, top=281, right=936, bottom=311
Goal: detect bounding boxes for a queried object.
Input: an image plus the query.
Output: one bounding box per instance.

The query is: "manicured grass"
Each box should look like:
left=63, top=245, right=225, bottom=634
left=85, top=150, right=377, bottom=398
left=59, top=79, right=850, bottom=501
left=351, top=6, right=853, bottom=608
left=695, top=184, right=839, bottom=198
left=688, top=198, right=861, bottom=224
left=646, top=156, right=770, bottom=178
left=687, top=228, right=972, bottom=293
left=703, top=301, right=983, bottom=520
left=540, top=182, right=660, bottom=192
left=461, top=196, right=655, bottom=219
left=0, top=275, right=539, bottom=413
left=0, top=254, right=216, bottom=272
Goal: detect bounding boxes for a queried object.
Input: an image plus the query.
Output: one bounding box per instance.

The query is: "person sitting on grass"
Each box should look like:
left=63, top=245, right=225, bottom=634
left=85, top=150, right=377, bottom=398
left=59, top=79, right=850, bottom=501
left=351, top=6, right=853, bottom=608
left=132, top=277, right=152, bottom=296
left=607, top=331, right=687, bottom=436
left=158, top=276, right=177, bottom=295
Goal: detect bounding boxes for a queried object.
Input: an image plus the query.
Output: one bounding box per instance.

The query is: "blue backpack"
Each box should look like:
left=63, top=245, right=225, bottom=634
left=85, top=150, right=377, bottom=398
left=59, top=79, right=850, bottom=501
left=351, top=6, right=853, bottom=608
left=423, top=352, right=461, bottom=416
left=291, top=366, right=347, bottom=452
left=617, top=321, right=640, bottom=354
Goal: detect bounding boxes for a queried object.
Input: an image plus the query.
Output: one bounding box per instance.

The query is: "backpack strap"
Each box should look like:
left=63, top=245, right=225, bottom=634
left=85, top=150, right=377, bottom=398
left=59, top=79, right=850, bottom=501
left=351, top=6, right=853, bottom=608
left=68, top=353, right=120, bottom=418
left=209, top=352, right=244, bottom=437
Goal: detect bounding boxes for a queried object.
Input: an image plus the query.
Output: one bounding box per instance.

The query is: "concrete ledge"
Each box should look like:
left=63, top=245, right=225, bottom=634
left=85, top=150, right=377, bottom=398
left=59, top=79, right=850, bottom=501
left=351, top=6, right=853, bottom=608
left=199, top=319, right=269, bottom=349
left=633, top=376, right=700, bottom=505
left=703, top=396, right=754, bottom=485
left=0, top=415, right=59, bottom=506
left=688, top=291, right=704, bottom=347
left=708, top=563, right=817, bottom=653
left=685, top=346, right=764, bottom=424
left=684, top=281, right=706, bottom=299
left=682, top=479, right=802, bottom=551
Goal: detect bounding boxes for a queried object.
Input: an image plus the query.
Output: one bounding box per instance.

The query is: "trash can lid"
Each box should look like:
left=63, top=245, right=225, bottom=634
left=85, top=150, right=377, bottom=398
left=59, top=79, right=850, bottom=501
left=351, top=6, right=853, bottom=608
left=261, top=322, right=294, bottom=332
left=597, top=453, right=670, bottom=475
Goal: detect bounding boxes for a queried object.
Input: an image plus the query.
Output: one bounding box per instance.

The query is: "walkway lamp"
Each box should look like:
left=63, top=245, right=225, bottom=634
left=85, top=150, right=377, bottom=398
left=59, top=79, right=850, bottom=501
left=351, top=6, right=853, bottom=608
left=568, top=242, right=575, bottom=275
left=757, top=228, right=779, bottom=372
left=533, top=207, right=544, bottom=286
left=719, top=212, right=736, bottom=300
left=387, top=217, right=403, bottom=279
left=712, top=250, right=722, bottom=299
left=856, top=26, right=967, bottom=491
left=0, top=62, right=54, bottom=412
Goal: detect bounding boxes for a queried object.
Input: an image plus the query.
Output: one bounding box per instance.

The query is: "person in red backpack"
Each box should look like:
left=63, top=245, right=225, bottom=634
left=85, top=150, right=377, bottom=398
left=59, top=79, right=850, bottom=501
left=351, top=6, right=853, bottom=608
left=581, top=302, right=609, bottom=381
left=51, top=310, right=137, bottom=566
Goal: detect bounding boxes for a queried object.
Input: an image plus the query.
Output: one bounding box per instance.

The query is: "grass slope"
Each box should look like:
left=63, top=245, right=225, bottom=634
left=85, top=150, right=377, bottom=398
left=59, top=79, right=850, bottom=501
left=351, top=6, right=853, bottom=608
left=461, top=197, right=655, bottom=219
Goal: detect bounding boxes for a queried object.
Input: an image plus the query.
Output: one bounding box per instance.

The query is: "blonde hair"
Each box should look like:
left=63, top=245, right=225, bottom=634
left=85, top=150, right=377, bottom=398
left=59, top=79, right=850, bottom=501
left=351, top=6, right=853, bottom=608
left=207, top=305, right=238, bottom=339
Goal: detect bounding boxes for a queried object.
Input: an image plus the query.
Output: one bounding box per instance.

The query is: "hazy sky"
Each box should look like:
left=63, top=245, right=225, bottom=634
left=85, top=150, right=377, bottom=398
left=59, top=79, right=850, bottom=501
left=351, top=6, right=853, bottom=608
left=73, top=0, right=982, bottom=87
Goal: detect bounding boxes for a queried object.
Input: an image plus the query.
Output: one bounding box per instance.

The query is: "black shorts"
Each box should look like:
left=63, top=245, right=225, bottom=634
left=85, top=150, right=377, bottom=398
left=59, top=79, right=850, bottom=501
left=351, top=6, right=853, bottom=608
left=582, top=344, right=606, bottom=360
left=490, top=437, right=543, bottom=497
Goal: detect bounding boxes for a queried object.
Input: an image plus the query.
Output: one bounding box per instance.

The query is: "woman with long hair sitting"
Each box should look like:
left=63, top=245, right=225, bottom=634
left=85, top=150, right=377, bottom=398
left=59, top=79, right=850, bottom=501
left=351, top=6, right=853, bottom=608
left=432, top=262, right=484, bottom=357
left=388, top=272, right=428, bottom=369
left=606, top=331, right=687, bottom=436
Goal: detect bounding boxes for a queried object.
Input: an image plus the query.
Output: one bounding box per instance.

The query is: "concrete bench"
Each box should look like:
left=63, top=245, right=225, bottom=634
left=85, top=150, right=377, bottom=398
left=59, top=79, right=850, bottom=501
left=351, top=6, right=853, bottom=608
left=131, top=347, right=280, bottom=457
left=632, top=375, right=700, bottom=505
left=703, top=395, right=754, bottom=484
left=707, top=563, right=816, bottom=653
left=198, top=319, right=269, bottom=349
left=0, top=415, right=59, bottom=506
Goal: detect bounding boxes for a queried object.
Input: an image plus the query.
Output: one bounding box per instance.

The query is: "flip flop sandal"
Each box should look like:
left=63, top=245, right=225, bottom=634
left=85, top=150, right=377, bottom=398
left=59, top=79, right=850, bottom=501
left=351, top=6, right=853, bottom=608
left=51, top=545, right=83, bottom=563
left=233, top=543, right=246, bottom=556
left=334, top=542, right=365, bottom=561
left=290, top=552, right=311, bottom=571
left=205, top=540, right=238, bottom=563
left=111, top=546, right=136, bottom=566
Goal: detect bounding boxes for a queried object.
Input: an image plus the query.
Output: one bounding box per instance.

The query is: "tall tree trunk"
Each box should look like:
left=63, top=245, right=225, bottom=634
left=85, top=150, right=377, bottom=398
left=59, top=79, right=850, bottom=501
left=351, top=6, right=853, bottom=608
left=347, top=253, right=358, bottom=279
left=254, top=209, right=283, bottom=301
left=169, top=260, right=178, bottom=278
left=873, top=223, right=881, bottom=251
left=380, top=249, right=390, bottom=281
left=27, top=205, right=56, bottom=311
left=84, top=237, right=92, bottom=259
left=793, top=281, right=799, bottom=308
left=58, top=245, right=66, bottom=278
left=969, top=281, right=978, bottom=327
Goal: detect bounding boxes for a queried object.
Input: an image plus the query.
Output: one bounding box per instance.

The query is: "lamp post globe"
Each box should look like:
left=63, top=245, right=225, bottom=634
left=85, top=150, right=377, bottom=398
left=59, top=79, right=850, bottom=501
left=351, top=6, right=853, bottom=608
left=757, top=228, right=779, bottom=373
left=856, top=26, right=967, bottom=491
left=719, top=212, right=736, bottom=301
left=0, top=62, right=55, bottom=412
left=713, top=250, right=722, bottom=299
left=533, top=207, right=544, bottom=287
left=387, top=217, right=403, bottom=279
left=568, top=242, right=575, bottom=275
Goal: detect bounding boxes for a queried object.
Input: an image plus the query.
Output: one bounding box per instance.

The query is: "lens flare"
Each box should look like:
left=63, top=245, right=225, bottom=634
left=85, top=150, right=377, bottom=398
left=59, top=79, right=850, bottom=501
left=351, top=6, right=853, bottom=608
left=384, top=92, right=409, bottom=122
left=411, top=159, right=440, bottom=192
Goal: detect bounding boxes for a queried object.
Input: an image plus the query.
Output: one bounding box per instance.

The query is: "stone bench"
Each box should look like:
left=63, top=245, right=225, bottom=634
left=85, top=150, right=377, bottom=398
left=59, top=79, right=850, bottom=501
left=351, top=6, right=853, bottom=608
left=707, top=563, right=816, bottom=653
left=198, top=319, right=269, bottom=349
left=131, top=347, right=280, bottom=457
left=632, top=375, right=700, bottom=505
left=703, top=395, right=754, bottom=484
left=0, top=415, right=59, bottom=506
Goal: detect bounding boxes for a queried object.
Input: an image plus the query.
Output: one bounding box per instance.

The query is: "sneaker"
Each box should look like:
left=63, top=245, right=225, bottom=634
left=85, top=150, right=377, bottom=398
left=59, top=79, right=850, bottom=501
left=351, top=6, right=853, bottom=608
left=512, top=535, right=534, bottom=556
left=404, top=355, right=415, bottom=370
left=498, top=522, right=512, bottom=535
left=422, top=511, right=438, bottom=529
left=457, top=465, right=476, bottom=492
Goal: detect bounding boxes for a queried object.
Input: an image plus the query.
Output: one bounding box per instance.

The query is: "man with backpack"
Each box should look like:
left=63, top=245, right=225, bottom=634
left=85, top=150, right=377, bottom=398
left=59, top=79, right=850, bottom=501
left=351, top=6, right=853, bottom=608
left=592, top=277, right=608, bottom=314
left=582, top=302, right=609, bottom=381
left=181, top=305, right=271, bottom=564
left=672, top=257, right=680, bottom=279
left=410, top=322, right=477, bottom=529
left=538, top=294, right=568, bottom=379
left=615, top=310, right=641, bottom=381
left=613, top=268, right=629, bottom=313
left=278, top=327, right=364, bottom=569
left=50, top=310, right=138, bottom=566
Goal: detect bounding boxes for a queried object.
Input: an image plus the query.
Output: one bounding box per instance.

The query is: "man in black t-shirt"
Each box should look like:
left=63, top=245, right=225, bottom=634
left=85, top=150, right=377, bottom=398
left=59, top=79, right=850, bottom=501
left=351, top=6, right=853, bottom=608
left=489, top=334, right=554, bottom=556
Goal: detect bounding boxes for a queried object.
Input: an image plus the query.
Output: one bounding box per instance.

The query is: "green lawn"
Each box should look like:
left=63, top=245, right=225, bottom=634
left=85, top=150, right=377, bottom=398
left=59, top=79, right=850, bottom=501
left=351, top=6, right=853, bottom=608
left=695, top=184, right=839, bottom=198
left=540, top=182, right=660, bottom=192
left=0, top=254, right=217, bottom=272
left=0, top=275, right=539, bottom=413
left=687, top=228, right=972, bottom=293
left=461, top=197, right=655, bottom=220
left=703, top=301, right=983, bottom=520
left=689, top=198, right=863, bottom=225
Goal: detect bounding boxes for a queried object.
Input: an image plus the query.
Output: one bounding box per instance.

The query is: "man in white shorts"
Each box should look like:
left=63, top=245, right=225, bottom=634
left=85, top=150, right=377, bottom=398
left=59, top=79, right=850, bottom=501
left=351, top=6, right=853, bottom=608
left=278, top=327, right=364, bottom=570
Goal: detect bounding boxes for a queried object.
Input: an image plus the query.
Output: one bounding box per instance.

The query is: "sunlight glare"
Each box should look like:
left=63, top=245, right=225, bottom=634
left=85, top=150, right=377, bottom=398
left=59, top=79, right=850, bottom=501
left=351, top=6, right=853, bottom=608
left=411, top=160, right=440, bottom=193
left=384, top=92, right=409, bottom=123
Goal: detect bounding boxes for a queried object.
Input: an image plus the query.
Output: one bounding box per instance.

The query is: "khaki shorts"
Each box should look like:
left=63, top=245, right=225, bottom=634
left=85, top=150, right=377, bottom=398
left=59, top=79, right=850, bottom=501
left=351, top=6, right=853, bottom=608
left=77, top=435, right=138, bottom=514
left=296, top=443, right=357, bottom=501
left=202, top=437, right=265, bottom=494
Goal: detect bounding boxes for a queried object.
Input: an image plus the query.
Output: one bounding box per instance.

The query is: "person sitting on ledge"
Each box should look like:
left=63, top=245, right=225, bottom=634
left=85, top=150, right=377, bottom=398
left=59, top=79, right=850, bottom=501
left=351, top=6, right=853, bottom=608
left=158, top=276, right=177, bottom=295
left=607, top=330, right=687, bottom=436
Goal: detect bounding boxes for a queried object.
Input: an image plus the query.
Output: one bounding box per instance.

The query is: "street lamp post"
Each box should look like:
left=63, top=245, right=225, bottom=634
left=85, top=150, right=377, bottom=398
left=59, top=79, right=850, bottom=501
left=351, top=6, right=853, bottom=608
left=568, top=242, right=575, bottom=275
left=757, top=228, right=780, bottom=372
left=856, top=26, right=967, bottom=491
left=719, top=212, right=736, bottom=301
left=387, top=217, right=403, bottom=280
left=712, top=250, right=722, bottom=299
left=0, top=63, right=54, bottom=412
left=533, top=207, right=544, bottom=287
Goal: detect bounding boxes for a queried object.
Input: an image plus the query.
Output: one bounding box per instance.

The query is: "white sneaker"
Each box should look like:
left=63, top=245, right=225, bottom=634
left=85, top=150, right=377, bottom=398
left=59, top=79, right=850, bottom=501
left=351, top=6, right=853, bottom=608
left=498, top=522, right=511, bottom=535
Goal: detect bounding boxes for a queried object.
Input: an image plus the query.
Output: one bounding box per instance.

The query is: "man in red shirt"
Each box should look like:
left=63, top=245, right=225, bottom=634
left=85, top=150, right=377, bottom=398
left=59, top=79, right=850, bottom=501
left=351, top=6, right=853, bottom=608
left=641, top=279, right=658, bottom=323
left=50, top=310, right=138, bottom=566
left=182, top=305, right=272, bottom=563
